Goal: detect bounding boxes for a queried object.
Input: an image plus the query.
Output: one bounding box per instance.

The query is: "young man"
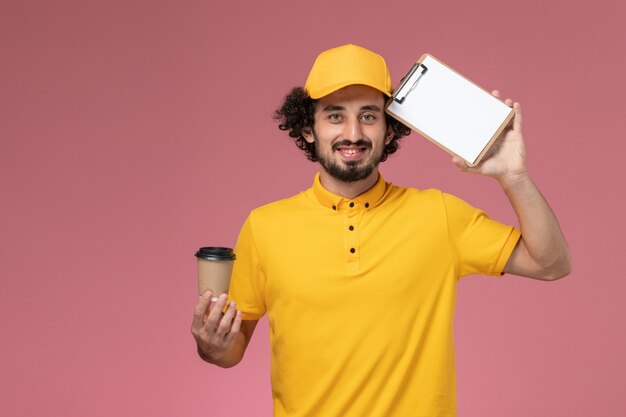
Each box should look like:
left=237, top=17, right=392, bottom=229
left=191, top=44, right=571, bottom=417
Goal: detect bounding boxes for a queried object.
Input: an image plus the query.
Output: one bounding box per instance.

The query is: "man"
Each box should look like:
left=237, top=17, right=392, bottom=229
left=191, top=44, right=571, bottom=416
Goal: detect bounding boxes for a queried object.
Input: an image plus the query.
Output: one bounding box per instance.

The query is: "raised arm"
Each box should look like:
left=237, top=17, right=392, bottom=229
left=452, top=91, right=572, bottom=281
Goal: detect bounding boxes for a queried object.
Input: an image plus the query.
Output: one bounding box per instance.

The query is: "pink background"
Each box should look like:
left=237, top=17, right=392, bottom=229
left=1, top=0, right=624, bottom=416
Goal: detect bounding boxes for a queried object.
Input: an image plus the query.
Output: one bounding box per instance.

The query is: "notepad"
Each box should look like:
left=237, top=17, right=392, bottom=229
left=385, top=54, right=514, bottom=166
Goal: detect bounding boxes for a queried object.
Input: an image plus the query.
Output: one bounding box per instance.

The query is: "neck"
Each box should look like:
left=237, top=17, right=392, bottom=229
left=318, top=168, right=380, bottom=199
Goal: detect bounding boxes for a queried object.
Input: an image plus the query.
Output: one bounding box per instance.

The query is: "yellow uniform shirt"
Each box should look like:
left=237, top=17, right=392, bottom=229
left=229, top=173, right=521, bottom=417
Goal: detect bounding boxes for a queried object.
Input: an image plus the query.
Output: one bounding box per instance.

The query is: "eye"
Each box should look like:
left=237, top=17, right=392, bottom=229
left=328, top=113, right=342, bottom=122
left=361, top=113, right=376, bottom=122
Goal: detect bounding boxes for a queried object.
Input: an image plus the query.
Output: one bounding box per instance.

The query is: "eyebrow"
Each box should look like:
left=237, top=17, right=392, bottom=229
left=321, top=104, right=383, bottom=112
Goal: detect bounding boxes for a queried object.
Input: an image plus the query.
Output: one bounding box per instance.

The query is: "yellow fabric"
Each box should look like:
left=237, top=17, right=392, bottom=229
left=304, top=44, right=392, bottom=99
left=229, top=173, right=521, bottom=417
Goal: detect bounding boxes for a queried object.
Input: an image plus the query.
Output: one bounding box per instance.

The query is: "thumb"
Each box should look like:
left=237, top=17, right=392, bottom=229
left=451, top=156, right=480, bottom=174
left=452, top=156, right=469, bottom=171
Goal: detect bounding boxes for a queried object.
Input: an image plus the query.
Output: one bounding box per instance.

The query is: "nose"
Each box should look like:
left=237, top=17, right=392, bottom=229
left=343, top=116, right=363, bottom=141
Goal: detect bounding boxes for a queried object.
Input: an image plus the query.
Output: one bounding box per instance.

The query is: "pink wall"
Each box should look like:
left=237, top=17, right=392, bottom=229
left=1, top=0, right=624, bottom=416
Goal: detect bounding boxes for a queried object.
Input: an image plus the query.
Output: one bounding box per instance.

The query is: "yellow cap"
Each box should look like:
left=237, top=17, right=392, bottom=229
left=304, top=44, right=392, bottom=99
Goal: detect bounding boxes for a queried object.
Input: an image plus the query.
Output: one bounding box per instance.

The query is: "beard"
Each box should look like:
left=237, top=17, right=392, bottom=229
left=313, top=133, right=384, bottom=183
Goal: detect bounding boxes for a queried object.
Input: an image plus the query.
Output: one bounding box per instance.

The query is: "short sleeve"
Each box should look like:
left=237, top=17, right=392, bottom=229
left=442, top=193, right=521, bottom=278
left=228, top=214, right=267, bottom=320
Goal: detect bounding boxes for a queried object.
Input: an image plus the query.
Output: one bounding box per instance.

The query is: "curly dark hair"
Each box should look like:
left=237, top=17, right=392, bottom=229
left=274, top=87, right=411, bottom=162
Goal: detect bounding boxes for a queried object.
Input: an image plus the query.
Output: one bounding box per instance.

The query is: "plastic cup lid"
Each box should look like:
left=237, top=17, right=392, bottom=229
left=194, top=246, right=236, bottom=261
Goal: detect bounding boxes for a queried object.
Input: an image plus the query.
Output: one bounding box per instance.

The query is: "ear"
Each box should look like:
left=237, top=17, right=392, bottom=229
left=384, top=126, right=394, bottom=145
left=302, top=128, right=315, bottom=144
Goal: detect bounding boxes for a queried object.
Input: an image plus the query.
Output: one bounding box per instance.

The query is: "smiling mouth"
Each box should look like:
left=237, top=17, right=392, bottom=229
left=337, top=146, right=367, bottom=154
left=336, top=146, right=368, bottom=160
left=333, top=140, right=371, bottom=160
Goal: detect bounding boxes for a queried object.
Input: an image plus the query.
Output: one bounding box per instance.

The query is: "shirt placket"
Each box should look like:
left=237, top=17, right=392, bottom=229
left=342, top=199, right=362, bottom=274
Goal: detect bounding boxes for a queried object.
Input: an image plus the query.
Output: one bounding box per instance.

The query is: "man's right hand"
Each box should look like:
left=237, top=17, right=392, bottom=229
left=191, top=291, right=243, bottom=365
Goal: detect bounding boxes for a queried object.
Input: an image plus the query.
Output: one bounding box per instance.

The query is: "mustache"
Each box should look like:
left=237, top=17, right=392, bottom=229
left=332, top=139, right=372, bottom=151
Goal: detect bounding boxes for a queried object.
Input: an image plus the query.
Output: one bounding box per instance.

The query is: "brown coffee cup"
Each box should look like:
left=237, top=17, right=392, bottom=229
left=195, top=247, right=236, bottom=301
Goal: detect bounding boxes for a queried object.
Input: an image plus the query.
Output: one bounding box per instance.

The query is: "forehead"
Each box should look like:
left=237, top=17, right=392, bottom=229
left=315, top=85, right=386, bottom=111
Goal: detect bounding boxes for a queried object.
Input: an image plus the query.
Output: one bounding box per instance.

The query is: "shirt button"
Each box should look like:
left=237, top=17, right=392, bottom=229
left=350, top=248, right=356, bottom=253
left=349, top=202, right=354, bottom=208
left=349, top=225, right=354, bottom=231
left=365, top=203, right=370, bottom=208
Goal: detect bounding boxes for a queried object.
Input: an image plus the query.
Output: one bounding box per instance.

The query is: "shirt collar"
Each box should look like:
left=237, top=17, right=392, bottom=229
left=311, top=171, right=388, bottom=211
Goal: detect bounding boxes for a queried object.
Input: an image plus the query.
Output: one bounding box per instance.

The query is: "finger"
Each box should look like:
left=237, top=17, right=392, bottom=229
left=224, top=310, right=242, bottom=345
left=491, top=89, right=501, bottom=99
left=452, top=155, right=483, bottom=174
left=192, top=291, right=213, bottom=329
left=504, top=98, right=514, bottom=107
left=451, top=156, right=468, bottom=171
left=205, top=293, right=228, bottom=330
left=216, top=301, right=237, bottom=337
left=513, top=102, right=523, bottom=132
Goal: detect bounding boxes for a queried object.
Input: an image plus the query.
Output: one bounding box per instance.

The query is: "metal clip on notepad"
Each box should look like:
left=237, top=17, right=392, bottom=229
left=392, top=62, right=428, bottom=104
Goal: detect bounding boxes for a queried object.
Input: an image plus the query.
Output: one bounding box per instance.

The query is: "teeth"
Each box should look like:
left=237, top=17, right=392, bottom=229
left=342, top=149, right=359, bottom=155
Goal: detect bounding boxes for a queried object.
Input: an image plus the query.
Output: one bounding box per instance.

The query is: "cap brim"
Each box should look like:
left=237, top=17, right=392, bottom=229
left=308, top=82, right=392, bottom=99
